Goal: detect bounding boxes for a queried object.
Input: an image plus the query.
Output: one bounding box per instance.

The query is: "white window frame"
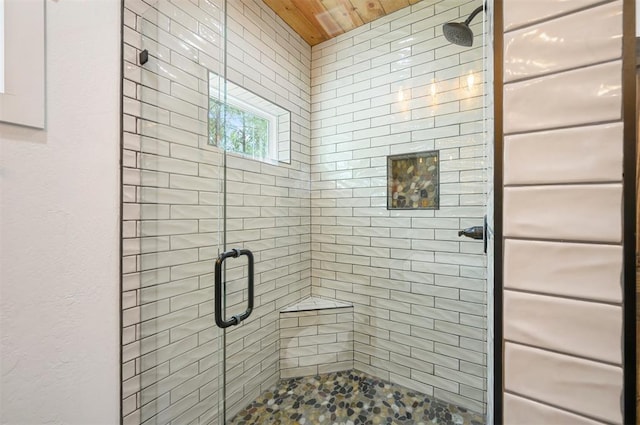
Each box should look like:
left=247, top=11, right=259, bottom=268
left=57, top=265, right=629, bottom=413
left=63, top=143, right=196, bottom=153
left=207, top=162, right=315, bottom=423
left=208, top=71, right=290, bottom=164
left=224, top=94, right=278, bottom=162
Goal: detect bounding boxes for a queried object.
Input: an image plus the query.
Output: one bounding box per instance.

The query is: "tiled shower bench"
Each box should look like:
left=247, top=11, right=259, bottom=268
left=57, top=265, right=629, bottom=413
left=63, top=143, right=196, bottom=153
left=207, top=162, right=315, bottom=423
left=279, top=297, right=354, bottom=379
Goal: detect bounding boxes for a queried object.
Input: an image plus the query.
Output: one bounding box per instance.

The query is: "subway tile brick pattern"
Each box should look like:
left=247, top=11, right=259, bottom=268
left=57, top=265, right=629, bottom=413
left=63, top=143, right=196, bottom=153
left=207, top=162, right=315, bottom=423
left=502, top=1, right=624, bottom=423
left=280, top=304, right=355, bottom=379
left=122, top=0, right=490, bottom=423
left=122, top=0, right=312, bottom=423
left=309, top=0, right=488, bottom=414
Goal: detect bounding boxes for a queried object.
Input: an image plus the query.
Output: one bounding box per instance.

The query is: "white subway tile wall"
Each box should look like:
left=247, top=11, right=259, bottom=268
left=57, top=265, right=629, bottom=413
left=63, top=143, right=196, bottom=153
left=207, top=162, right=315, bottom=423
left=122, top=0, right=312, bottom=423
left=280, top=300, right=355, bottom=378
left=310, top=0, right=488, bottom=414
left=502, top=0, right=624, bottom=423
left=122, top=0, right=490, bottom=423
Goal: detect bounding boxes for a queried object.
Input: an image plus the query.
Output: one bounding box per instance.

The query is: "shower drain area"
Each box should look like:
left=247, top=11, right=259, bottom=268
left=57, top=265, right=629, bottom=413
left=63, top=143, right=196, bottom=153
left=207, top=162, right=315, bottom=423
left=228, top=370, right=485, bottom=425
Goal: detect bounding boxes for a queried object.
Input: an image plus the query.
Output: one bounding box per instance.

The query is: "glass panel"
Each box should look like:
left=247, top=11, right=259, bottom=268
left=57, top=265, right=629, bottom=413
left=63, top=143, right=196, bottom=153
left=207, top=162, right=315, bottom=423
left=483, top=1, right=496, bottom=422
left=126, top=0, right=493, bottom=424
left=135, top=1, right=227, bottom=424
left=376, top=1, right=489, bottom=418
left=221, top=1, right=492, bottom=424
left=220, top=1, right=311, bottom=419
left=211, top=98, right=270, bottom=158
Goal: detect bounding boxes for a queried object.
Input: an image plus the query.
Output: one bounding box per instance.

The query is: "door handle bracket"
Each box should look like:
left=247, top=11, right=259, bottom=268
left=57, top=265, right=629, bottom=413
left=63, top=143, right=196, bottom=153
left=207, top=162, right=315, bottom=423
left=214, top=248, right=254, bottom=328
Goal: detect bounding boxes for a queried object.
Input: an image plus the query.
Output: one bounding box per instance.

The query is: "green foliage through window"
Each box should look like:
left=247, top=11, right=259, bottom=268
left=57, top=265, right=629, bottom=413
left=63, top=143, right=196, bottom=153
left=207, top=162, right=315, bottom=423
left=209, top=98, right=270, bottom=159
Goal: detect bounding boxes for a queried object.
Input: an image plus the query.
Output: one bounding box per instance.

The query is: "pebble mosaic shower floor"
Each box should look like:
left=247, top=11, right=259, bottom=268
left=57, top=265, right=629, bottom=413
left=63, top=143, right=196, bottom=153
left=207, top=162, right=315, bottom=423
left=229, top=370, right=485, bottom=425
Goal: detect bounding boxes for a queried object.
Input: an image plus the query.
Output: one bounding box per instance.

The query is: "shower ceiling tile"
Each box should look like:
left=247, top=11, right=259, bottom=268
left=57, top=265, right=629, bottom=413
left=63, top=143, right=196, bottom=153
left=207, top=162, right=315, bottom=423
left=503, top=184, right=622, bottom=243
left=504, top=123, right=623, bottom=185
left=503, top=0, right=606, bottom=32
left=503, top=61, right=621, bottom=134
left=504, top=343, right=623, bottom=424
left=504, top=1, right=622, bottom=81
left=504, top=239, right=623, bottom=303
left=504, top=290, right=622, bottom=364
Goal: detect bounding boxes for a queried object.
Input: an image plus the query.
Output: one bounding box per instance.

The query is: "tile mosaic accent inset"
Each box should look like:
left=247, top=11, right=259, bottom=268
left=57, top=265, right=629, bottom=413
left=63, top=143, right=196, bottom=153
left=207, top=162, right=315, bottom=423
left=229, top=370, right=485, bottom=425
left=387, top=151, right=440, bottom=210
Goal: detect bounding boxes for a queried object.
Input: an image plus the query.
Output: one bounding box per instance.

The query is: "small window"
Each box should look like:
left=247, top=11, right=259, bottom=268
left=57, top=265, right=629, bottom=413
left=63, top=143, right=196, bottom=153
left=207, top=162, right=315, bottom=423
left=209, top=98, right=273, bottom=160
left=208, top=72, right=290, bottom=163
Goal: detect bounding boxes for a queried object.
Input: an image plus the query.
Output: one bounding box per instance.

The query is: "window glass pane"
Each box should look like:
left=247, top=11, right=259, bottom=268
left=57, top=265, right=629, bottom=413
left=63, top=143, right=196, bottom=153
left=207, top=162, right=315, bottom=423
left=208, top=98, right=222, bottom=145
left=208, top=71, right=290, bottom=163
left=209, top=97, right=271, bottom=160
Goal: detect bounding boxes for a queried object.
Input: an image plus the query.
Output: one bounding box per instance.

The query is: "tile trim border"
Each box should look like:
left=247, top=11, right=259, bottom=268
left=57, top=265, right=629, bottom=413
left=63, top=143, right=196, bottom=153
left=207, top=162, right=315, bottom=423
left=621, top=0, right=637, bottom=422
left=492, top=0, right=504, bottom=423
left=119, top=0, right=125, bottom=423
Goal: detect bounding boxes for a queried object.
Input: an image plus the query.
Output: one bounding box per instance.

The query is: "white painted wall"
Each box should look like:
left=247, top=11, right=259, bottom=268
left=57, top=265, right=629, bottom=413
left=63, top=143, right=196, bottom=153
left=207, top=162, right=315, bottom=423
left=0, top=0, right=121, bottom=423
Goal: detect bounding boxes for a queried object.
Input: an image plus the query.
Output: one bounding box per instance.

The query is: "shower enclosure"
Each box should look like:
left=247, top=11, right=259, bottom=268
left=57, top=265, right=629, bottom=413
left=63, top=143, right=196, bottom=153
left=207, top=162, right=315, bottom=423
left=121, top=0, right=494, bottom=423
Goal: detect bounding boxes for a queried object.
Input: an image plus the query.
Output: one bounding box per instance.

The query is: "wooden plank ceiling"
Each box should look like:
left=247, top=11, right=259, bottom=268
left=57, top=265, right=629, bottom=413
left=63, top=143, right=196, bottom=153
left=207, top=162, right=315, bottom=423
left=262, top=0, right=424, bottom=46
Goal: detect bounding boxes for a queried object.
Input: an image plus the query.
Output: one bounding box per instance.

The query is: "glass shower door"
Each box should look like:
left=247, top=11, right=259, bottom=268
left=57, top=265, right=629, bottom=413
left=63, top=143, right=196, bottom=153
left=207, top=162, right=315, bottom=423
left=135, top=1, right=228, bottom=424
left=126, top=0, right=494, bottom=424
left=217, top=1, right=493, bottom=423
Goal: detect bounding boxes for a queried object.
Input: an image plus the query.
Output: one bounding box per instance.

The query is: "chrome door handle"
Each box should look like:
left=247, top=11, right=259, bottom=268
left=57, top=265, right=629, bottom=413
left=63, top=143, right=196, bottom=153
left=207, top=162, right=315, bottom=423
left=214, top=248, right=254, bottom=328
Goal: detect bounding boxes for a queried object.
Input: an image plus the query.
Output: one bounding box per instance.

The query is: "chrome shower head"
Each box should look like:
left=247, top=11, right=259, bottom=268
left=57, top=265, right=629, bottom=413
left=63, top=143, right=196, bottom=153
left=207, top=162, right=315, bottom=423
left=442, top=5, right=484, bottom=47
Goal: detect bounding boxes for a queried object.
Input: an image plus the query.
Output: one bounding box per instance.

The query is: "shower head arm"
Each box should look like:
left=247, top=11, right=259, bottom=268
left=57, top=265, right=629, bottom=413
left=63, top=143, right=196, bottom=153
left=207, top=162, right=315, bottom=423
left=464, top=5, right=484, bottom=26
